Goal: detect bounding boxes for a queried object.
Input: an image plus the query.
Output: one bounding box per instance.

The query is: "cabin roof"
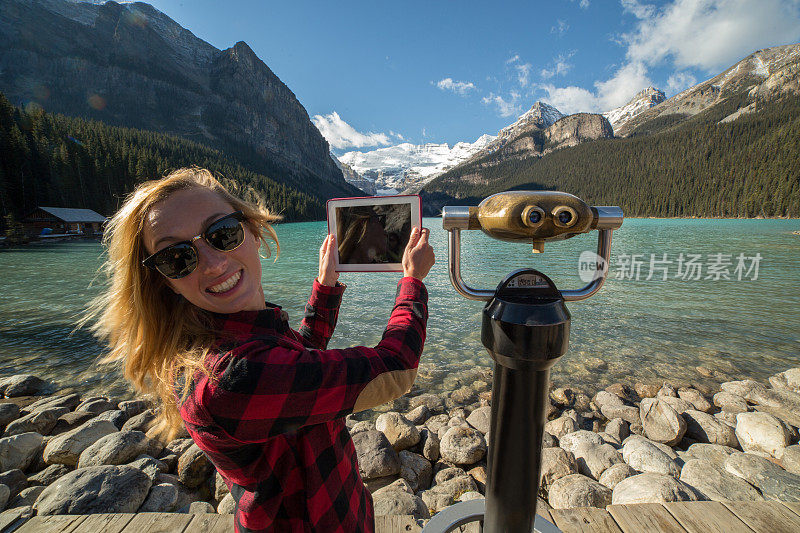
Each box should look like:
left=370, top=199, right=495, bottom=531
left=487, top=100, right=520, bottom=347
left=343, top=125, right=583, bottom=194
left=36, top=207, right=107, bottom=223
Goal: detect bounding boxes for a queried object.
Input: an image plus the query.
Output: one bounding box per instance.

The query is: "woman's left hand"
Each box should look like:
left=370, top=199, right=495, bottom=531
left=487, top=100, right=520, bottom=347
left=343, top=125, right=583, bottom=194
left=318, top=234, right=339, bottom=287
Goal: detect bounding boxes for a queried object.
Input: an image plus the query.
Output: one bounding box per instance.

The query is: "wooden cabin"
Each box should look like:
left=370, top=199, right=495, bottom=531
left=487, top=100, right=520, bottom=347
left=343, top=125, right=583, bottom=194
left=23, top=207, right=107, bottom=237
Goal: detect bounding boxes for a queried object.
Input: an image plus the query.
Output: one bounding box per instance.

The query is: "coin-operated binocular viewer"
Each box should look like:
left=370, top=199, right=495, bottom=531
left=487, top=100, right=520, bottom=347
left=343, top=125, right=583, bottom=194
left=423, top=191, right=623, bottom=533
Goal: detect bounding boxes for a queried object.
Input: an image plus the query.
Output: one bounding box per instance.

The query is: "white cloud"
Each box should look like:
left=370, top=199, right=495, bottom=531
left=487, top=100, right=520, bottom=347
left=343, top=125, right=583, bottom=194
left=311, top=112, right=391, bottom=150
left=505, top=55, right=534, bottom=86
left=623, top=0, right=800, bottom=72
left=551, top=19, right=570, bottom=36
left=666, top=71, right=697, bottom=94
left=567, top=0, right=591, bottom=9
left=505, top=54, right=520, bottom=64
left=540, top=52, right=575, bottom=79
left=620, top=0, right=655, bottom=19
left=482, top=91, right=524, bottom=117
left=434, top=77, right=477, bottom=96
left=390, top=130, right=405, bottom=141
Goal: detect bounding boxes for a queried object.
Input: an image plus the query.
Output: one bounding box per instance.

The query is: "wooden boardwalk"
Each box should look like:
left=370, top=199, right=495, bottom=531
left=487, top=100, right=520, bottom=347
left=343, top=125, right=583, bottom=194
left=1, top=501, right=799, bottom=532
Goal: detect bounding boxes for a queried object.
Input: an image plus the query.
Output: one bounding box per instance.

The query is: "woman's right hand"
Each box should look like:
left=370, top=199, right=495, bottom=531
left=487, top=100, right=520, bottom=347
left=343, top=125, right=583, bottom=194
left=402, top=227, right=435, bottom=281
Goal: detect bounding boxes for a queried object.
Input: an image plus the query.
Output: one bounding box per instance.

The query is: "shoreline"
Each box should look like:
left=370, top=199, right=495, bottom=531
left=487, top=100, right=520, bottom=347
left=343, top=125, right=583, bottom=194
left=0, top=366, right=798, bottom=521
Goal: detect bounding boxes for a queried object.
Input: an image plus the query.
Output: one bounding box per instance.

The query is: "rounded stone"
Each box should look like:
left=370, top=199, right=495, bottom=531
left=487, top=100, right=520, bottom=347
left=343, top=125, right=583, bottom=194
left=376, top=412, right=420, bottom=451
left=33, top=465, right=152, bottom=515
left=0, top=404, right=21, bottom=427
left=783, top=445, right=800, bottom=475
left=548, top=474, right=612, bottom=509
left=0, top=432, right=43, bottom=472
left=398, top=451, right=432, bottom=492
left=559, top=430, right=603, bottom=455
left=352, top=430, right=400, bottom=480
left=217, top=492, right=236, bottom=514
left=682, top=410, right=739, bottom=448
left=545, top=416, right=579, bottom=440
left=466, top=406, right=491, bottom=435
left=539, top=447, right=578, bottom=491
left=640, top=398, right=686, bottom=446
left=598, top=463, right=638, bottom=489
left=735, top=412, right=790, bottom=458
left=77, top=430, right=149, bottom=468
left=439, top=427, right=486, bottom=465
left=725, top=451, right=800, bottom=501
left=176, top=443, right=213, bottom=489
left=43, top=419, right=119, bottom=466
left=0, top=375, right=49, bottom=397
left=572, top=442, right=624, bottom=480
left=419, top=474, right=477, bottom=513
left=679, top=459, right=764, bottom=502
left=372, top=488, right=429, bottom=520
left=678, top=388, right=713, bottom=413
left=138, top=482, right=178, bottom=512
left=611, top=473, right=704, bottom=505
left=713, top=391, right=748, bottom=413
left=621, top=436, right=681, bottom=477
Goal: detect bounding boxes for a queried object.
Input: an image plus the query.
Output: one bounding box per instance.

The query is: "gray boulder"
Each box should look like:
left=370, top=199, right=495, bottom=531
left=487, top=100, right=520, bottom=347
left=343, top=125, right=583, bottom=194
left=27, top=464, right=72, bottom=487
left=572, top=442, right=624, bottom=480
left=3, top=408, right=66, bottom=437
left=0, top=484, right=8, bottom=512
left=679, top=459, right=763, bottom=502
left=49, top=412, right=96, bottom=436
left=0, top=432, right=43, bottom=471
left=0, top=375, right=49, bottom=397
left=598, top=463, right=638, bottom=490
left=0, top=470, right=28, bottom=499
left=600, top=404, right=640, bottom=425
left=725, top=451, right=800, bottom=501
left=352, top=431, right=400, bottom=480
left=548, top=474, right=611, bottom=509
left=683, top=410, right=739, bottom=448
left=217, top=493, right=236, bottom=514
left=8, top=486, right=45, bottom=508
left=77, top=430, right=149, bottom=468
left=372, top=488, right=429, bottom=519
left=405, top=405, right=430, bottom=426
left=604, top=418, right=630, bottom=443
left=621, top=436, right=681, bottom=477
left=375, top=412, right=420, bottom=451
left=0, top=404, right=20, bottom=427
left=33, top=465, right=152, bottom=514
left=678, top=388, right=713, bottom=413
left=640, top=398, right=686, bottom=446
left=419, top=474, right=477, bottom=513
left=418, top=428, right=440, bottom=463
left=769, top=368, right=800, bottom=393
left=92, top=410, right=128, bottom=430
left=118, top=400, right=151, bottom=419
left=127, top=455, right=168, bottom=482
left=545, top=416, right=579, bottom=440
left=176, top=444, right=212, bottom=489
left=75, top=397, right=116, bottom=415
left=784, top=445, right=800, bottom=475
left=713, top=391, right=748, bottom=413
left=425, top=414, right=451, bottom=435
left=612, top=472, right=704, bottom=504
left=559, top=430, right=603, bottom=455
left=735, top=412, right=790, bottom=458
left=43, top=419, right=118, bottom=466
left=686, top=443, right=738, bottom=468
left=138, top=482, right=178, bottom=512
left=121, top=409, right=158, bottom=433
left=398, top=451, right=432, bottom=492
left=539, top=447, right=578, bottom=492
left=466, top=406, right=491, bottom=435
left=439, top=427, right=486, bottom=465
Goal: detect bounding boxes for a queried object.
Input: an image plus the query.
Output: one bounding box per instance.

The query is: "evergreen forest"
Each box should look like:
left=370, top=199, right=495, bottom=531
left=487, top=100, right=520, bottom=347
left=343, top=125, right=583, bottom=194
left=423, top=93, right=800, bottom=218
left=0, top=92, right=339, bottom=231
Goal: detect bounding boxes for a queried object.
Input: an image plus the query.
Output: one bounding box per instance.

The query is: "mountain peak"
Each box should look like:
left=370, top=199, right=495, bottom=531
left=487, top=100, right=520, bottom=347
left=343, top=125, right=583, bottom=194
left=516, top=101, right=564, bottom=129
left=603, top=87, right=666, bottom=133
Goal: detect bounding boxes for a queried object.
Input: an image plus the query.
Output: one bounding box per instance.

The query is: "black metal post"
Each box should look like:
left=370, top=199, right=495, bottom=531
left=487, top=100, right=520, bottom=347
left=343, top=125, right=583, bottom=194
left=480, top=269, right=570, bottom=533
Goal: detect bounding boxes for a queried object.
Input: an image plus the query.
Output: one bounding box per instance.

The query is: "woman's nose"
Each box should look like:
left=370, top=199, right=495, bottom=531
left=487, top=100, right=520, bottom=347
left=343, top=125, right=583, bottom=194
left=196, top=240, right=228, bottom=275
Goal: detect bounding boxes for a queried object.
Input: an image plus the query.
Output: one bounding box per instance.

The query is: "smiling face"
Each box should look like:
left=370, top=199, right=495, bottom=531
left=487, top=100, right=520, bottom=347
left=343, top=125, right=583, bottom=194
left=142, top=187, right=266, bottom=314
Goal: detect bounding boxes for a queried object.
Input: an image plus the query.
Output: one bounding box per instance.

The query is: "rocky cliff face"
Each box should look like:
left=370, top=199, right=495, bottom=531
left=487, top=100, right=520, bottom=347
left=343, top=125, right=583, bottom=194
left=616, top=43, right=800, bottom=137
left=545, top=113, right=614, bottom=147
left=0, top=0, right=348, bottom=195
left=603, top=87, right=666, bottom=133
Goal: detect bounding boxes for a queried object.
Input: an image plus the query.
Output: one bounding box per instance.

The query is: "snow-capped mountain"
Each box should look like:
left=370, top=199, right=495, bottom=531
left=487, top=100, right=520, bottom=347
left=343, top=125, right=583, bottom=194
left=338, top=134, right=496, bottom=194
left=603, top=87, right=666, bottom=133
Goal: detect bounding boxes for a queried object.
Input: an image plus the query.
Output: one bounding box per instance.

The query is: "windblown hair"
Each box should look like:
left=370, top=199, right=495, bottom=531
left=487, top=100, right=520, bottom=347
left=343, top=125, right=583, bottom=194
left=82, top=167, right=281, bottom=440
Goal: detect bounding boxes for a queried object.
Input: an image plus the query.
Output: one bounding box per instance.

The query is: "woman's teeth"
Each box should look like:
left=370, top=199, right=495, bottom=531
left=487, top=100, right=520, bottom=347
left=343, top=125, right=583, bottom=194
left=208, top=271, right=241, bottom=293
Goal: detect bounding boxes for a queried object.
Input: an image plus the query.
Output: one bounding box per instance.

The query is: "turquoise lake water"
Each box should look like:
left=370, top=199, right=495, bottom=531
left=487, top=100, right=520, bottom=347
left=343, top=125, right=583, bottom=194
left=1, top=218, right=799, bottom=399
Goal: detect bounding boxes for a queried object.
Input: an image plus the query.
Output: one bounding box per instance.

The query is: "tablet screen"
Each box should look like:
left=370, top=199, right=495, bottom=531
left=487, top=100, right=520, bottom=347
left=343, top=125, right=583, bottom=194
left=335, top=203, right=412, bottom=264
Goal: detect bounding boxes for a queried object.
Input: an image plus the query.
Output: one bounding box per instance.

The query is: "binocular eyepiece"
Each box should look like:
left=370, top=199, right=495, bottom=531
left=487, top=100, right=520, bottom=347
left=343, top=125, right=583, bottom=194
left=442, top=191, right=623, bottom=253
left=442, top=191, right=623, bottom=302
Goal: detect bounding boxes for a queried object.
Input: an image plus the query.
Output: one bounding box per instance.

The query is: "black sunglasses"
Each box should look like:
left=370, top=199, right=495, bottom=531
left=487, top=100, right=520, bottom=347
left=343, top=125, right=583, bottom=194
left=142, top=211, right=247, bottom=279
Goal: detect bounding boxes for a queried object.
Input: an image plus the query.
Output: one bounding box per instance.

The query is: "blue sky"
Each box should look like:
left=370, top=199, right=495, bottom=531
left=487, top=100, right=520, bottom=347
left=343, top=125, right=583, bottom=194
left=143, top=0, right=800, bottom=151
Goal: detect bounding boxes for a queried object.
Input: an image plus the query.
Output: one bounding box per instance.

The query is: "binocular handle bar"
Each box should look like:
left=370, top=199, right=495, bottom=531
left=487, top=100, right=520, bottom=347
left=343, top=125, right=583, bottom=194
left=444, top=205, right=620, bottom=302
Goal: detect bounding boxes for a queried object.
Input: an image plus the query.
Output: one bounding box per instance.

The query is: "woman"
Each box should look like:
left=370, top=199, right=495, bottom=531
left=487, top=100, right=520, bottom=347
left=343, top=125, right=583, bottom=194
left=87, top=167, right=435, bottom=532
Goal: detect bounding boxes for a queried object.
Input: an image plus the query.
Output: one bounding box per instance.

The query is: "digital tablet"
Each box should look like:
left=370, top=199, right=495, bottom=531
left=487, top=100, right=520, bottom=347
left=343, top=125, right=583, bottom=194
left=326, top=195, right=422, bottom=272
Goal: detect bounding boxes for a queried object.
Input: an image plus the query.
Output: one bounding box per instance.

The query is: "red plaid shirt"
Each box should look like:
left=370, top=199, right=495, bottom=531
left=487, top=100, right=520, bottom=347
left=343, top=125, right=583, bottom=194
left=179, top=277, right=428, bottom=532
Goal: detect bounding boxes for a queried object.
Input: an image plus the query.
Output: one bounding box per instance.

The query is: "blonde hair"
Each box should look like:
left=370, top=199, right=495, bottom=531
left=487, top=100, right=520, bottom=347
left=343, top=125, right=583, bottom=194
left=83, top=167, right=281, bottom=440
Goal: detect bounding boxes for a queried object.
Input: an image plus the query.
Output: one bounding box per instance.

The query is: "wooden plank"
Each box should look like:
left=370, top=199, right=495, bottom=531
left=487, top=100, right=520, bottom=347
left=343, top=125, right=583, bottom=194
left=663, top=501, right=753, bottom=533
left=184, top=514, right=234, bottom=533
left=59, top=514, right=135, bottom=533
left=607, top=503, right=687, bottom=533
left=550, top=507, right=623, bottom=533
left=722, top=502, right=800, bottom=533
left=14, top=515, right=88, bottom=533
left=118, top=512, right=194, bottom=533
left=0, top=507, right=33, bottom=533
left=781, top=502, right=800, bottom=519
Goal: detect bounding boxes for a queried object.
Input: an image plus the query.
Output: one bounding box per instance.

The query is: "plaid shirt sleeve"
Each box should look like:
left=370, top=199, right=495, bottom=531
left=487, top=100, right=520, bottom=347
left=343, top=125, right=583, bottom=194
left=203, top=276, right=428, bottom=444
left=295, top=279, right=344, bottom=350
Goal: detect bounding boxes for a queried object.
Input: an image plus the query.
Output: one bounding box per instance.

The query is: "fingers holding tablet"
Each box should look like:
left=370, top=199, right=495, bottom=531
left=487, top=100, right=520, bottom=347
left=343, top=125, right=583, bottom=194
left=318, top=234, right=340, bottom=287
left=403, top=227, right=435, bottom=281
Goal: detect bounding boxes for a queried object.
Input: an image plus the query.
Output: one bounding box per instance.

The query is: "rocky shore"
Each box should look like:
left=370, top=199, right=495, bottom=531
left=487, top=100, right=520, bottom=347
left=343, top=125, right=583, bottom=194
left=0, top=366, right=799, bottom=524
